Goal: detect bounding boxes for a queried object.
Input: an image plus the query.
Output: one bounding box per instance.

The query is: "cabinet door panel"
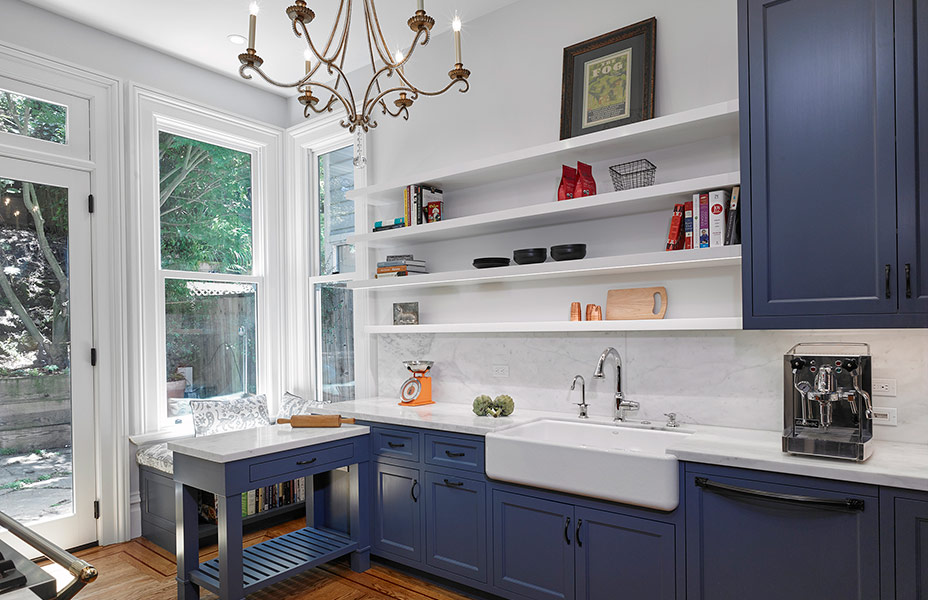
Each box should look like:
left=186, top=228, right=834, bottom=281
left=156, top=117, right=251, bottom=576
left=893, top=498, right=928, bottom=598
left=424, top=472, right=487, bottom=582
left=574, top=507, right=675, bottom=600
left=492, top=491, right=574, bottom=600
left=685, top=470, right=879, bottom=600
left=372, top=462, right=421, bottom=562
left=896, top=0, right=928, bottom=313
left=744, top=0, right=897, bottom=317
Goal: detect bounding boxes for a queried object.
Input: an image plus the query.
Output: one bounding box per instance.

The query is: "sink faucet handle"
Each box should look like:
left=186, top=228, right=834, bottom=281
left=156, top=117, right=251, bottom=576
left=663, top=413, right=678, bottom=428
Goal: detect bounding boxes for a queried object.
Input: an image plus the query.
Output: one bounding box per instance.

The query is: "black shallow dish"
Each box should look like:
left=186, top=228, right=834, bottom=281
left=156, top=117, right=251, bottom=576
left=513, top=248, right=547, bottom=265
left=550, top=244, right=587, bottom=261
left=473, top=257, right=511, bottom=269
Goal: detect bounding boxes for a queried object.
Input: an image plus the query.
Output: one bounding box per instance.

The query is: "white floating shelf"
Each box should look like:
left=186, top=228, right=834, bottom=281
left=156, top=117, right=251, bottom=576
left=366, top=317, right=743, bottom=334
left=348, top=100, right=739, bottom=205
left=350, top=172, right=740, bottom=248
left=348, top=246, right=741, bottom=290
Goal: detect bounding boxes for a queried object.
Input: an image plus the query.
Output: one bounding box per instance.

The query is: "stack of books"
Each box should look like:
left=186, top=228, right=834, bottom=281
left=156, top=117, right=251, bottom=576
left=665, top=186, right=741, bottom=250
left=376, top=254, right=428, bottom=278
left=404, top=184, right=443, bottom=226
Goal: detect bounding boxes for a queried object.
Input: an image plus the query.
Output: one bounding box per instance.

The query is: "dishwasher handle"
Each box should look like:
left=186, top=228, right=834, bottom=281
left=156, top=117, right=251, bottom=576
left=694, top=477, right=865, bottom=512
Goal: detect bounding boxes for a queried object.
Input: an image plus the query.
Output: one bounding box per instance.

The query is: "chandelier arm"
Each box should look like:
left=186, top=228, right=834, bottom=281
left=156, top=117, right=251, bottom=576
left=363, top=0, right=395, bottom=69
left=362, top=78, right=465, bottom=125
left=295, top=20, right=358, bottom=111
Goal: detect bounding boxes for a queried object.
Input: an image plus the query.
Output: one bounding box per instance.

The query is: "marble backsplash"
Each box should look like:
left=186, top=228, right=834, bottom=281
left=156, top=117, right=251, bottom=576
left=376, top=330, right=928, bottom=444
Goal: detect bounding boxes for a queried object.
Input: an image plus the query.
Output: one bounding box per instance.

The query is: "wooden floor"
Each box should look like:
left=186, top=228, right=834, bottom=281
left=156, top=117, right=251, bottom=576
left=51, top=519, right=478, bottom=600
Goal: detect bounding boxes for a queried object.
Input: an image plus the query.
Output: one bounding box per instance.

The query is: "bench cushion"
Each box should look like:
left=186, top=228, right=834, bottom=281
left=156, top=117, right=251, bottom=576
left=137, top=442, right=174, bottom=475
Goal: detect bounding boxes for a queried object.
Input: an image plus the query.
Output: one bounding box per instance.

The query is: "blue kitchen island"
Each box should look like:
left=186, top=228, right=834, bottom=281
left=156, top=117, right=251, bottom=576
left=169, top=424, right=371, bottom=600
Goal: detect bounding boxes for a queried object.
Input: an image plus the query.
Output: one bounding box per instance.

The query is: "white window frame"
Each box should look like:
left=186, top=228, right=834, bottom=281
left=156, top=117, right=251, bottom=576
left=130, top=86, right=284, bottom=433
left=285, top=115, right=370, bottom=404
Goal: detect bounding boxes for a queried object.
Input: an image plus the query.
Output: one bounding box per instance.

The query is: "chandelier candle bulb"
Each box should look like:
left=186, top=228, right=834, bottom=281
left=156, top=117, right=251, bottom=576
left=417, top=0, right=424, bottom=11
left=247, top=1, right=259, bottom=49
left=452, top=14, right=462, bottom=64
left=304, top=48, right=312, bottom=75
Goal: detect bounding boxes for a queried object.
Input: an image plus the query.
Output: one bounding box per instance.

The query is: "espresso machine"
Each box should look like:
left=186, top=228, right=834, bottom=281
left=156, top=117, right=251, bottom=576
left=783, top=342, right=874, bottom=461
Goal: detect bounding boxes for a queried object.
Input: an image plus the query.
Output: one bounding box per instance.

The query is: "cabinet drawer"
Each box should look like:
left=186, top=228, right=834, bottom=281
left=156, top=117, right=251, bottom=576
left=372, top=427, right=420, bottom=462
left=248, top=443, right=354, bottom=482
left=424, top=434, right=484, bottom=473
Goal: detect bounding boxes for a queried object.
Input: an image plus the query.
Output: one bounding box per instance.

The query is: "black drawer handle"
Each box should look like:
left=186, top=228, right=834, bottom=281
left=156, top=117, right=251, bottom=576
left=694, top=477, right=865, bottom=512
left=885, top=264, right=892, bottom=299
left=905, top=263, right=912, bottom=298
left=411, top=479, right=419, bottom=502
left=443, top=478, right=464, bottom=487
left=387, top=442, right=406, bottom=449
left=564, top=516, right=571, bottom=545
left=445, top=450, right=466, bottom=458
left=576, top=519, right=583, bottom=547
left=296, top=458, right=317, bottom=465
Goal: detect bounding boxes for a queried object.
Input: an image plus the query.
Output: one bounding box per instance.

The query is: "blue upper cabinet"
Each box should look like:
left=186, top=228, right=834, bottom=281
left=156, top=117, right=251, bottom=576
left=739, top=0, right=928, bottom=328
left=896, top=0, right=928, bottom=314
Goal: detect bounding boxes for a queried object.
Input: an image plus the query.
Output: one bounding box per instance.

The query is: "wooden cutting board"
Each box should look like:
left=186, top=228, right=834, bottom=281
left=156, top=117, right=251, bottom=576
left=605, top=287, right=668, bottom=320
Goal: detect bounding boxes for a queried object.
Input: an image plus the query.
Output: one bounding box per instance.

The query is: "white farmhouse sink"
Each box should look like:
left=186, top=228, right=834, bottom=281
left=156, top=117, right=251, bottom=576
left=485, top=419, right=693, bottom=511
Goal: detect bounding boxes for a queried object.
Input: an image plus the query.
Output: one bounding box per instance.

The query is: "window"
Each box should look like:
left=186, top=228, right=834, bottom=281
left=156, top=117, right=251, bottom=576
left=311, top=145, right=356, bottom=403
left=134, top=88, right=282, bottom=431
left=0, top=89, right=67, bottom=145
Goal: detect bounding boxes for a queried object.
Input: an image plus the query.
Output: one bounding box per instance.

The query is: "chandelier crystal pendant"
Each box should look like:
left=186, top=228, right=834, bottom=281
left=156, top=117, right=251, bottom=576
left=238, top=0, right=471, bottom=132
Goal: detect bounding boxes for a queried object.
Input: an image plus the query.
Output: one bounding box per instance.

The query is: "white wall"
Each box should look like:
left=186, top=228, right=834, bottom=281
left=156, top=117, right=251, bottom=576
left=1, top=0, right=290, bottom=127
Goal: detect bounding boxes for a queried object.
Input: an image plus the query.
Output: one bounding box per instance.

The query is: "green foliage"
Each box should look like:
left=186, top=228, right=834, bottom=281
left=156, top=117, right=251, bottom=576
left=158, top=132, right=253, bottom=275
left=0, top=91, right=67, bottom=144
left=472, top=394, right=493, bottom=416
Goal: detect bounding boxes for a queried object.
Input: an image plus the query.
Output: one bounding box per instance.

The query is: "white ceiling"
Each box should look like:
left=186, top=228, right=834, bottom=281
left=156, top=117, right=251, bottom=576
left=21, top=0, right=518, bottom=97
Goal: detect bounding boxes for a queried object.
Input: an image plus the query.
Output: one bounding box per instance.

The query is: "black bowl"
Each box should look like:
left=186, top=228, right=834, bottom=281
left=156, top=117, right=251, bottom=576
left=473, top=257, right=511, bottom=269
left=513, top=248, right=547, bottom=265
left=550, top=244, right=587, bottom=261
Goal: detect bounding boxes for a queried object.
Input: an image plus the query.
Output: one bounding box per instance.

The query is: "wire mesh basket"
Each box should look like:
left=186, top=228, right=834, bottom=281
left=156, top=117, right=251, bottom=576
left=609, top=159, right=657, bottom=191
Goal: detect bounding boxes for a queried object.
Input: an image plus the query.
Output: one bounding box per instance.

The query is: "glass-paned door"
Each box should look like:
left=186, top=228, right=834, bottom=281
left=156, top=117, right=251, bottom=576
left=0, top=157, right=95, bottom=552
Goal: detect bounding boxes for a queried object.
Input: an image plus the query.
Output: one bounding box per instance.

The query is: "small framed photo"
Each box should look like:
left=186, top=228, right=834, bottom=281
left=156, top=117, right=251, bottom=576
left=559, top=18, right=656, bottom=140
left=393, top=302, right=419, bottom=325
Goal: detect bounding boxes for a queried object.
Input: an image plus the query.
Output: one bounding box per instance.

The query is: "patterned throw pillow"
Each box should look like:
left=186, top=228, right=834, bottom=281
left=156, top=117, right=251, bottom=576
left=276, top=391, right=316, bottom=421
left=189, top=394, right=271, bottom=437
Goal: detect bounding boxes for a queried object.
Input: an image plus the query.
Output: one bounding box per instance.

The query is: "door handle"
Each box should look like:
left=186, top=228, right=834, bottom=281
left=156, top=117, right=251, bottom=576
left=885, top=264, right=892, bottom=299
left=564, top=516, right=571, bottom=545
left=411, top=479, right=419, bottom=502
left=576, top=519, right=583, bottom=547
left=905, top=263, right=912, bottom=298
left=388, top=442, right=405, bottom=448
left=694, top=477, right=865, bottom=511
left=296, top=458, right=317, bottom=465
left=445, top=450, right=466, bottom=458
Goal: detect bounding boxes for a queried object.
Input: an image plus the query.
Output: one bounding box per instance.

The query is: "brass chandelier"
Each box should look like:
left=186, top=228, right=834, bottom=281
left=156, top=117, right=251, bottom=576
left=238, top=0, right=471, bottom=132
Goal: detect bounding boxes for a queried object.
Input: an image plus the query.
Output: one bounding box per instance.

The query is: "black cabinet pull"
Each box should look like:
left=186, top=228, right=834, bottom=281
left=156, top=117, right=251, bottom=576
left=564, top=516, right=571, bottom=545
left=576, top=519, right=583, bottom=547
left=445, top=450, right=466, bottom=458
left=296, top=458, right=317, bottom=465
left=411, top=479, right=419, bottom=502
left=905, top=263, right=912, bottom=298
left=443, top=478, right=464, bottom=487
left=885, top=264, right=892, bottom=298
left=388, top=442, right=405, bottom=448
left=694, top=477, right=865, bottom=512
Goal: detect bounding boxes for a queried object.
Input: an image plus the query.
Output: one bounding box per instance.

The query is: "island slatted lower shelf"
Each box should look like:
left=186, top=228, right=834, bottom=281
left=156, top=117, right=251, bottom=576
left=189, top=526, right=357, bottom=595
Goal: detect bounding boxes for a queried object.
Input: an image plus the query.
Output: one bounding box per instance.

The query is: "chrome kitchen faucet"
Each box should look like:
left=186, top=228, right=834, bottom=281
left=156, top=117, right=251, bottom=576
left=593, top=347, right=639, bottom=422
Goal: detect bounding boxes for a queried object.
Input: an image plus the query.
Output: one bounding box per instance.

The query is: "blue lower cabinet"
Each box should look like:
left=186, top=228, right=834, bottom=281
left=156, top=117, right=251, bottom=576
left=574, top=507, right=675, bottom=600
left=881, top=489, right=928, bottom=599
left=493, top=491, right=575, bottom=600
left=685, top=464, right=879, bottom=600
left=372, top=462, right=422, bottom=563
left=424, top=471, right=487, bottom=583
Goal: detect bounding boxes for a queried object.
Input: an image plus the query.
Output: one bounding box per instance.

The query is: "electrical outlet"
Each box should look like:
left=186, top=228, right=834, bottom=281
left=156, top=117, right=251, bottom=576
left=492, top=365, right=510, bottom=378
left=872, top=378, right=897, bottom=396
left=872, top=406, right=898, bottom=426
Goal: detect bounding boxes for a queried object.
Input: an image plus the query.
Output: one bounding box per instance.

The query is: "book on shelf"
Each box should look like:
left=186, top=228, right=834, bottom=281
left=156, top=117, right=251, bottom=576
left=377, top=259, right=426, bottom=267
left=724, top=185, right=741, bottom=245
left=386, top=254, right=414, bottom=261
left=375, top=271, right=412, bottom=278
left=708, top=190, right=730, bottom=247
left=665, top=203, right=685, bottom=250
left=695, top=192, right=710, bottom=248
left=372, top=220, right=404, bottom=232
left=377, top=265, right=428, bottom=274
left=683, top=201, right=694, bottom=249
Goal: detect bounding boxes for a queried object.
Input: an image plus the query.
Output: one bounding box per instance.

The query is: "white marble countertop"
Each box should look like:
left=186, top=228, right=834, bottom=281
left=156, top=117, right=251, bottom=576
left=312, top=398, right=928, bottom=491
left=168, top=423, right=369, bottom=463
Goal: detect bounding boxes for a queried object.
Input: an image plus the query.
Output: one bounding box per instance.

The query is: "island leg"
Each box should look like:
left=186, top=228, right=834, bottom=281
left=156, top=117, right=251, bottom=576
left=217, top=493, right=245, bottom=600
left=349, top=461, right=371, bottom=572
left=175, top=483, right=200, bottom=600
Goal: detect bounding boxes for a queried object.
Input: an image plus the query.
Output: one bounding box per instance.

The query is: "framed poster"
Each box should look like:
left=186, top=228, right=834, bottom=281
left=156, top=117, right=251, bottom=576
left=559, top=18, right=656, bottom=139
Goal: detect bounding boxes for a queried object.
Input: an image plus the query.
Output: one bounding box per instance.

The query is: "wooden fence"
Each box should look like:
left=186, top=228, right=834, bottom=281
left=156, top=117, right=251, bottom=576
left=0, top=374, right=71, bottom=451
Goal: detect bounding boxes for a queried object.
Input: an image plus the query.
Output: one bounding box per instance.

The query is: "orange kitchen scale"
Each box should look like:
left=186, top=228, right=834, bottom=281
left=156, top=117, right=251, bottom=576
left=399, top=360, right=435, bottom=406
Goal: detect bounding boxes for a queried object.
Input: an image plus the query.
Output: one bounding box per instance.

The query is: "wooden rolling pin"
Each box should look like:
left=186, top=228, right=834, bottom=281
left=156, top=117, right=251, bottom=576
left=276, top=415, right=356, bottom=428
